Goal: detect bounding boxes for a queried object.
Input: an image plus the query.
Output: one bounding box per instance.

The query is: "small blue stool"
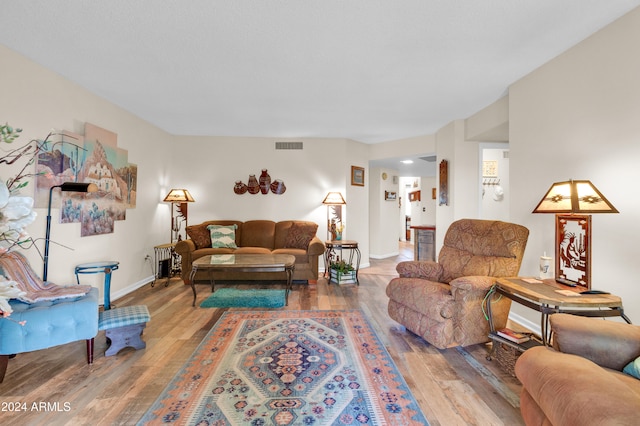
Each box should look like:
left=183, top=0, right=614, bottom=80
left=98, top=305, right=150, bottom=356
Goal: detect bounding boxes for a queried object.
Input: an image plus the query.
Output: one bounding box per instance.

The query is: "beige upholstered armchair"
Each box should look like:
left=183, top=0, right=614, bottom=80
left=386, top=219, right=529, bottom=349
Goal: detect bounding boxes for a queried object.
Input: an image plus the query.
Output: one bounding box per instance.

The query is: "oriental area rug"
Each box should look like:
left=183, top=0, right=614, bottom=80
left=138, top=310, right=428, bottom=425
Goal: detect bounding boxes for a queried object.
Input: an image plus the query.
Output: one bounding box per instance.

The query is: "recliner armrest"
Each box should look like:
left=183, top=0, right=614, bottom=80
left=396, top=261, right=443, bottom=281
left=551, top=313, right=640, bottom=371
left=449, top=276, right=497, bottom=296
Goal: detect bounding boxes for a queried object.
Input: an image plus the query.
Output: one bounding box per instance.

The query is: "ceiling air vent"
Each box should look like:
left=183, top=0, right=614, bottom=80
left=275, top=142, right=303, bottom=150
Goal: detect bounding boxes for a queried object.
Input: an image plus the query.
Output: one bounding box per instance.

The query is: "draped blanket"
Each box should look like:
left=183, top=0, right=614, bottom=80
left=0, top=251, right=91, bottom=303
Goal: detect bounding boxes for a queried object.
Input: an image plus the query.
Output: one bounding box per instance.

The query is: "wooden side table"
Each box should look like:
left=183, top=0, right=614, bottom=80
left=487, top=277, right=630, bottom=348
left=324, top=240, right=361, bottom=285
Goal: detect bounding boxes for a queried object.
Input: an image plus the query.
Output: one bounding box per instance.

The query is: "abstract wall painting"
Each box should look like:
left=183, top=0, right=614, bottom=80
left=35, top=123, right=138, bottom=237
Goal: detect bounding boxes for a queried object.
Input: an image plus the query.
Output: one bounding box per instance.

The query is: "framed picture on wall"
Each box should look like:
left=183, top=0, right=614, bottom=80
left=555, top=214, right=591, bottom=289
left=351, top=166, right=365, bottom=186
left=384, top=191, right=397, bottom=200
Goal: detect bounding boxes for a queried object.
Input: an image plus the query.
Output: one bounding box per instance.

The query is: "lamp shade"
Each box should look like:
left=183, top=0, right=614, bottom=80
left=322, top=192, right=346, bottom=205
left=532, top=179, right=618, bottom=214
left=163, top=189, right=195, bottom=203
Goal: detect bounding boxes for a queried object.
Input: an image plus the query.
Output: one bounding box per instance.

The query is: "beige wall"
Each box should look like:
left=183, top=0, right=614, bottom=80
left=509, top=7, right=640, bottom=325
left=0, top=45, right=374, bottom=300
left=0, top=44, right=172, bottom=302
left=2, top=5, right=639, bottom=322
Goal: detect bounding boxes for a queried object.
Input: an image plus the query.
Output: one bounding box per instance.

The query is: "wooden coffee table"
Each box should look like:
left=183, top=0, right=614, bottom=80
left=189, top=254, right=295, bottom=307
left=487, top=277, right=630, bottom=346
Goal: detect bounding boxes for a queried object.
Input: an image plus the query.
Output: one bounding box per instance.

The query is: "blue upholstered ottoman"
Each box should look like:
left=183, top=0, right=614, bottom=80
left=98, top=305, right=150, bottom=356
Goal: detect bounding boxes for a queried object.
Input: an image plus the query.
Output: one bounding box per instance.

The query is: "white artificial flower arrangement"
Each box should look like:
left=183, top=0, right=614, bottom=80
left=0, top=275, right=26, bottom=316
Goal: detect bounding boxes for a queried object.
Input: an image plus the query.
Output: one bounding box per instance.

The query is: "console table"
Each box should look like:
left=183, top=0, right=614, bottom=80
left=487, top=277, right=630, bottom=347
left=410, top=225, right=435, bottom=261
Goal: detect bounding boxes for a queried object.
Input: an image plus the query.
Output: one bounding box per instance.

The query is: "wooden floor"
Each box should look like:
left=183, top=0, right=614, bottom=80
left=0, top=242, right=524, bottom=425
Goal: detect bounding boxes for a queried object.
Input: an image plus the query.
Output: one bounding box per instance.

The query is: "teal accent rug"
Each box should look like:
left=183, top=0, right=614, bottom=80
left=200, top=288, right=286, bottom=308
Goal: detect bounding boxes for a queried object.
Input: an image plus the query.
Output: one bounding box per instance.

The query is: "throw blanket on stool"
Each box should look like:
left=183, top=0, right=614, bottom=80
left=0, top=251, right=91, bottom=302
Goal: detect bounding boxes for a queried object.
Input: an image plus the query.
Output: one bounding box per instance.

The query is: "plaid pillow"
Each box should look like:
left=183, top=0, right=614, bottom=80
left=284, top=222, right=318, bottom=249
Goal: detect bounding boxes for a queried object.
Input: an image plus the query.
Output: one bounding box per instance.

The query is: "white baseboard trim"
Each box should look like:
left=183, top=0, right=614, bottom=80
left=508, top=312, right=541, bottom=336
left=111, top=275, right=156, bottom=302
left=369, top=252, right=399, bottom=260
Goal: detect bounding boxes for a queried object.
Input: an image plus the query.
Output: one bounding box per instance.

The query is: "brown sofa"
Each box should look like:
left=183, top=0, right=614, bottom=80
left=175, top=220, right=325, bottom=284
left=386, top=219, right=529, bottom=349
left=515, top=314, right=640, bottom=426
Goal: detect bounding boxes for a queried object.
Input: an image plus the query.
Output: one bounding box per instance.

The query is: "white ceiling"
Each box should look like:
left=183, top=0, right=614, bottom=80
left=1, top=1, right=639, bottom=145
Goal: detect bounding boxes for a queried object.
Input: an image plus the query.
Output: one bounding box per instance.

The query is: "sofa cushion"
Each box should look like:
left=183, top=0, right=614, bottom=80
left=207, top=224, right=239, bottom=248
left=273, top=248, right=310, bottom=264
left=239, top=220, right=276, bottom=249
left=284, top=222, right=318, bottom=249
left=186, top=224, right=211, bottom=249
left=235, top=247, right=272, bottom=255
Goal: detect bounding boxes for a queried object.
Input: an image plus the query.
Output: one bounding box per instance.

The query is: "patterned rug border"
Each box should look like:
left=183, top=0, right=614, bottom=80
left=138, top=309, right=428, bottom=425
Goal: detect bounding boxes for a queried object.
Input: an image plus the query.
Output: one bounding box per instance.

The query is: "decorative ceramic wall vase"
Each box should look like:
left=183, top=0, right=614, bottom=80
left=247, top=175, right=260, bottom=194
left=270, top=179, right=286, bottom=194
left=234, top=169, right=286, bottom=195
left=259, top=169, right=271, bottom=194
left=233, top=181, right=248, bottom=194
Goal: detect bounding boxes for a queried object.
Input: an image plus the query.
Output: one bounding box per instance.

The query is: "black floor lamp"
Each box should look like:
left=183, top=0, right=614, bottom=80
left=44, top=182, right=98, bottom=281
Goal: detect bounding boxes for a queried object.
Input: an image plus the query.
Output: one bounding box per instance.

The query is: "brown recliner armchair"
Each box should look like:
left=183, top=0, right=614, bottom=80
left=515, top=314, right=640, bottom=426
left=386, top=219, right=529, bottom=349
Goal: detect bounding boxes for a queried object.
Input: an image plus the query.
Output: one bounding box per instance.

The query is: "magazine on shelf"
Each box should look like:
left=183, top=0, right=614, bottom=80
left=496, top=327, right=531, bottom=343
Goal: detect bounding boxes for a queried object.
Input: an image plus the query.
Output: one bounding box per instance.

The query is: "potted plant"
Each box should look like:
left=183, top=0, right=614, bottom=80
left=329, top=258, right=357, bottom=285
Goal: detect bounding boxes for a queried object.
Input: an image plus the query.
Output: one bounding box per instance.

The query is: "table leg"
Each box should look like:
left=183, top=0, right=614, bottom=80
left=285, top=266, right=293, bottom=306
left=104, top=268, right=113, bottom=310
left=485, top=285, right=497, bottom=360
left=324, top=248, right=334, bottom=279
left=209, top=269, right=215, bottom=293
left=189, top=267, right=198, bottom=307
left=353, top=247, right=361, bottom=285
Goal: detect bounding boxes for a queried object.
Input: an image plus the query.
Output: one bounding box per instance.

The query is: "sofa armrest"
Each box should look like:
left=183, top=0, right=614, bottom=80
left=396, top=261, right=443, bottom=281
left=174, top=239, right=195, bottom=255
left=307, top=236, right=325, bottom=256
left=551, top=313, right=640, bottom=371
left=515, top=346, right=640, bottom=426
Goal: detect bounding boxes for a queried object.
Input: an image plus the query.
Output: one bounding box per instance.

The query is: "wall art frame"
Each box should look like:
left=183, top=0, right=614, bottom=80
left=351, top=166, right=365, bottom=186
left=384, top=191, right=397, bottom=201
left=555, top=214, right=592, bottom=289
left=439, top=159, right=448, bottom=206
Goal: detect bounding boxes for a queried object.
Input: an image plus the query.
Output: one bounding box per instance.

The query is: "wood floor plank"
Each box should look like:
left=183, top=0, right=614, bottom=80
left=0, top=242, right=524, bottom=425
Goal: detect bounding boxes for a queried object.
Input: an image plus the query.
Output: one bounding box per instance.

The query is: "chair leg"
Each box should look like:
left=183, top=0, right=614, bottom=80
left=0, top=355, right=8, bottom=383
left=86, top=338, right=94, bottom=364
